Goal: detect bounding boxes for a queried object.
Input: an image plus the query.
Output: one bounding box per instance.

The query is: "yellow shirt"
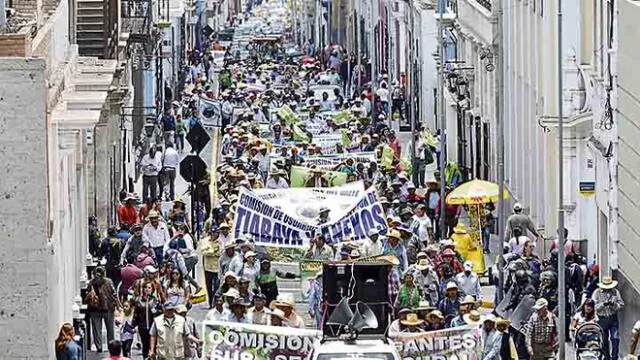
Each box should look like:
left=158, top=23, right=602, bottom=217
left=201, top=237, right=222, bottom=272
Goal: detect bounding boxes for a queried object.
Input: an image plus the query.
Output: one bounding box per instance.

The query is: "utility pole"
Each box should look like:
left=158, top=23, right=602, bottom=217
left=387, top=0, right=393, bottom=126
left=370, top=0, right=377, bottom=87
left=495, top=0, right=505, bottom=302
left=437, top=0, right=446, bottom=240
left=557, top=0, right=566, bottom=356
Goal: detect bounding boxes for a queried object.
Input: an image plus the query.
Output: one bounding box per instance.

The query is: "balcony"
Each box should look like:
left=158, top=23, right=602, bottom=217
left=121, top=0, right=152, bottom=40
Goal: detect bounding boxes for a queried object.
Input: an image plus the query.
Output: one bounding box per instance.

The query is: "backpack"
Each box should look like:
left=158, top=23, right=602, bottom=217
left=85, top=286, right=100, bottom=308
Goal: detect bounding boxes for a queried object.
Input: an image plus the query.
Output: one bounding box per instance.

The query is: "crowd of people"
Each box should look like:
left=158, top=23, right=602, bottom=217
left=56, top=2, right=640, bottom=360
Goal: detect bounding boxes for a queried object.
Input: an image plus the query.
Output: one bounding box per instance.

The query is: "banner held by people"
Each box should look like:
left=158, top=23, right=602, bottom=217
left=200, top=96, right=222, bottom=128
left=391, top=325, right=483, bottom=360
left=290, top=165, right=347, bottom=188
left=233, top=187, right=387, bottom=247
left=202, top=321, right=321, bottom=360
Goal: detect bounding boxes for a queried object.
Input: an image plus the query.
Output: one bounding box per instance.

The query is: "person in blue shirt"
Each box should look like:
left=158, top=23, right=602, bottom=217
left=308, top=270, right=324, bottom=328
left=55, top=323, right=83, bottom=360
left=438, top=282, right=461, bottom=327
left=383, top=230, right=408, bottom=272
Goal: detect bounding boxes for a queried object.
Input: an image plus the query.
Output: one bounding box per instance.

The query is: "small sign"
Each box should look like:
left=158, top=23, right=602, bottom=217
left=579, top=181, right=595, bottom=196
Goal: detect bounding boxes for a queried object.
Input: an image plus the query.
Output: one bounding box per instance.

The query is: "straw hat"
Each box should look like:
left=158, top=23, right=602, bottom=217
left=598, top=276, right=618, bottom=289
left=147, top=210, right=160, bottom=220
left=427, top=310, right=444, bottom=320
left=268, top=308, right=288, bottom=320
left=463, top=310, right=484, bottom=325
left=445, top=282, right=458, bottom=291
left=377, top=255, right=400, bottom=266
left=273, top=294, right=295, bottom=308
left=413, top=300, right=435, bottom=312
left=460, top=295, right=477, bottom=305
left=223, top=288, right=240, bottom=299
left=387, top=230, right=401, bottom=240
left=400, top=313, right=424, bottom=326
left=415, top=258, right=430, bottom=271
left=532, top=298, right=549, bottom=310
left=453, top=223, right=467, bottom=234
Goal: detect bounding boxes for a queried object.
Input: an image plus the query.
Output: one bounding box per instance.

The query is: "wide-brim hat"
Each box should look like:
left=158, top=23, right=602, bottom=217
left=147, top=210, right=160, bottom=220
left=415, top=259, right=430, bottom=271
left=532, top=298, right=548, bottom=310
left=268, top=308, right=288, bottom=320
left=427, top=310, right=444, bottom=320
left=460, top=295, right=476, bottom=305
left=377, top=255, right=400, bottom=266
left=413, top=300, right=435, bottom=312
left=453, top=223, right=467, bottom=234
left=598, top=276, right=618, bottom=289
left=273, top=294, right=295, bottom=308
left=400, top=313, right=424, bottom=326
left=463, top=310, right=484, bottom=325
left=445, top=281, right=458, bottom=291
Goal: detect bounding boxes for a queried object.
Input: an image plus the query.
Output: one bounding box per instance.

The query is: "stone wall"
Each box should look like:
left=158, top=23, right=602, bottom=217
left=0, top=58, right=52, bottom=359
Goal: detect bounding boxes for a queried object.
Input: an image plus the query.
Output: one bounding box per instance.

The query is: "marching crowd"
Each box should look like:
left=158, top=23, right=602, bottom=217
left=53, top=3, right=640, bottom=360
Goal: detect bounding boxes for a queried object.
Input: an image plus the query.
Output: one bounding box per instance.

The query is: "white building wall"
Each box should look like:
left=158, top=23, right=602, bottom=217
left=616, top=1, right=640, bottom=352
left=416, top=5, right=437, bottom=130
left=503, top=0, right=556, bottom=235
left=0, top=58, right=52, bottom=359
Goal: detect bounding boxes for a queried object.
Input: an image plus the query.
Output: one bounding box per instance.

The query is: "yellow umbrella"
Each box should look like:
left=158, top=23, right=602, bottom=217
left=446, top=179, right=510, bottom=205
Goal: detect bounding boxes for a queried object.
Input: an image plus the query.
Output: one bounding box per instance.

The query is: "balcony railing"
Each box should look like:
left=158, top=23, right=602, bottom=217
left=474, top=0, right=491, bottom=11
left=121, top=0, right=152, bottom=37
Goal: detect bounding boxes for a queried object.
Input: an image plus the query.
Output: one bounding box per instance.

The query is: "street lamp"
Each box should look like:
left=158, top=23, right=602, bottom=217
left=456, top=77, right=468, bottom=100
left=446, top=72, right=458, bottom=93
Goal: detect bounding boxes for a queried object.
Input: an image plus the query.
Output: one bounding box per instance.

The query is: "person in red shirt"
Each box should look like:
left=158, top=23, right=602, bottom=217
left=118, top=195, right=139, bottom=227
left=406, top=184, right=425, bottom=204
left=388, top=130, right=401, bottom=159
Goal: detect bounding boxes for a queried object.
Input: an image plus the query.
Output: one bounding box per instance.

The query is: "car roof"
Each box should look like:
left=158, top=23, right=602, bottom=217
left=313, top=339, right=398, bottom=353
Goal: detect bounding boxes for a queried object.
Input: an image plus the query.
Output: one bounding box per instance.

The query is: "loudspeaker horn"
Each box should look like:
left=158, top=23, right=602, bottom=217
left=326, top=298, right=353, bottom=326
left=348, top=302, right=379, bottom=331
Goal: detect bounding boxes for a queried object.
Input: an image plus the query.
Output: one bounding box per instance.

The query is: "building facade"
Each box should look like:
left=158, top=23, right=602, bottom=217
left=0, top=0, right=128, bottom=355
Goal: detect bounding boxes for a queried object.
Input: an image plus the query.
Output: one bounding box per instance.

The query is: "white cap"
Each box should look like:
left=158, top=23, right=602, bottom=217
left=244, top=250, right=257, bottom=259
left=513, top=202, right=523, bottom=211
left=446, top=282, right=458, bottom=290
left=464, top=261, right=473, bottom=271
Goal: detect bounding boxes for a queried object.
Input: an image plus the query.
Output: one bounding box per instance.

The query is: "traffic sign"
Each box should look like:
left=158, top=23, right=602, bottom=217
left=180, top=155, right=208, bottom=183
left=186, top=121, right=211, bottom=154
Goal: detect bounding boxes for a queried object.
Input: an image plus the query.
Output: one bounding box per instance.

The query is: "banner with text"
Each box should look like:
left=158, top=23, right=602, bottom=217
left=290, top=165, right=348, bottom=188
left=313, top=133, right=343, bottom=154
left=392, top=325, right=483, bottom=360
left=233, top=187, right=388, bottom=247
left=253, top=182, right=364, bottom=224
left=304, top=152, right=377, bottom=168
left=202, top=321, right=321, bottom=360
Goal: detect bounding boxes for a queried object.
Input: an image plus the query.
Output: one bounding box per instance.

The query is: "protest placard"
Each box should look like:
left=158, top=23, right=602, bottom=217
left=312, top=133, right=343, bottom=154
left=290, top=166, right=348, bottom=188
left=391, top=325, right=483, bottom=360
left=202, top=321, right=321, bottom=360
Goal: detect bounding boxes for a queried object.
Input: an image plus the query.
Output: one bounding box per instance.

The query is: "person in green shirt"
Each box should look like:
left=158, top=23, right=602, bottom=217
left=175, top=114, right=186, bottom=152
left=395, top=271, right=422, bottom=310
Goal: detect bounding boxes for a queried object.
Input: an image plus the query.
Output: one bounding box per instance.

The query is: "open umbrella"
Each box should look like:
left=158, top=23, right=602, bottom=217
left=445, top=179, right=510, bottom=205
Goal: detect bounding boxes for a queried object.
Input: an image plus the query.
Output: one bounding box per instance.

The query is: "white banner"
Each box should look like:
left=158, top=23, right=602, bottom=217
left=252, top=182, right=365, bottom=224
left=233, top=186, right=388, bottom=247
left=312, top=133, right=342, bottom=154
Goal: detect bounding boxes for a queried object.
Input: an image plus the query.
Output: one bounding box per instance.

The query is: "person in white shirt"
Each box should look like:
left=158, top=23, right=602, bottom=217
left=411, top=205, right=433, bottom=244
left=161, top=142, right=180, bottom=201
left=455, top=261, right=482, bottom=300
left=141, top=147, right=162, bottom=202
left=376, top=82, right=390, bottom=115
left=362, top=229, right=384, bottom=258
left=142, top=210, right=171, bottom=261
left=507, top=227, right=532, bottom=256
left=205, top=296, right=230, bottom=321
left=265, top=170, right=289, bottom=189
